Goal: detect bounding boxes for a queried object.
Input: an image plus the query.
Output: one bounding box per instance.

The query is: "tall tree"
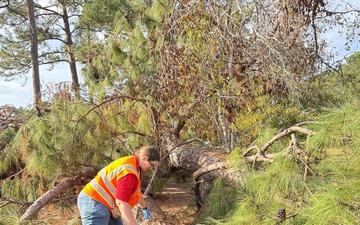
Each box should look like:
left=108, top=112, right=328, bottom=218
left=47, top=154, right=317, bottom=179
left=26, top=0, right=41, bottom=115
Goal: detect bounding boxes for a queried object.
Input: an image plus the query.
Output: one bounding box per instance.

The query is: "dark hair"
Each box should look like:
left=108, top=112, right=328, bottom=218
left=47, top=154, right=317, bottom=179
left=137, top=146, right=160, bottom=161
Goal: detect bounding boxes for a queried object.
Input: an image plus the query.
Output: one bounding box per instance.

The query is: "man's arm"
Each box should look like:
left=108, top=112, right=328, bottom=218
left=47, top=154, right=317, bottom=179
left=116, top=199, right=138, bottom=225
left=137, top=196, right=147, bottom=209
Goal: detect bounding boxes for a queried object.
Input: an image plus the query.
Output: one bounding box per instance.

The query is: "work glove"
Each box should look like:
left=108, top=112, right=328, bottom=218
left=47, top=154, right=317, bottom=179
left=141, top=207, right=154, bottom=220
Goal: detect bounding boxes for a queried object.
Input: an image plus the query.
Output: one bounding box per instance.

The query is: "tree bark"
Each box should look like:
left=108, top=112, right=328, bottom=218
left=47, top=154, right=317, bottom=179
left=26, top=0, right=41, bottom=116
left=164, top=143, right=230, bottom=207
left=61, top=3, right=80, bottom=97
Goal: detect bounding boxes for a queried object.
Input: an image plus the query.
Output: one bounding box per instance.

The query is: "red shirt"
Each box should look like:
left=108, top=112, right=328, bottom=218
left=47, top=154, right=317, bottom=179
left=116, top=174, right=138, bottom=201
left=115, top=157, right=140, bottom=202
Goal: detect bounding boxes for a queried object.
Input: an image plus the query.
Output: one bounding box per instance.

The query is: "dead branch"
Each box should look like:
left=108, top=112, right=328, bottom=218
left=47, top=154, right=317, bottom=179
left=290, top=133, right=315, bottom=179
left=0, top=106, right=24, bottom=132
left=244, top=153, right=278, bottom=162
left=193, top=162, right=227, bottom=178
left=242, top=146, right=260, bottom=157
left=0, top=198, right=31, bottom=208
left=3, top=168, right=25, bottom=180
left=243, top=125, right=315, bottom=157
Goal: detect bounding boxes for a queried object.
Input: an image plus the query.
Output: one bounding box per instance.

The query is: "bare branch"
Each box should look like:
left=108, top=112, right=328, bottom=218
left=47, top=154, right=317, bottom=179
left=259, top=126, right=315, bottom=154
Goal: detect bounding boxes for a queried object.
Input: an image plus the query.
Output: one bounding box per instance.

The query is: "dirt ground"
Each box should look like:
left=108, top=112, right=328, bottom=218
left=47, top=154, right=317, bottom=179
left=37, top=180, right=198, bottom=225
left=149, top=180, right=198, bottom=225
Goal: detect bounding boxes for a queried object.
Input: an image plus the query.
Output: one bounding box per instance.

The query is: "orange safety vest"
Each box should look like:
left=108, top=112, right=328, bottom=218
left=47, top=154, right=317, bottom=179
left=82, top=155, right=142, bottom=218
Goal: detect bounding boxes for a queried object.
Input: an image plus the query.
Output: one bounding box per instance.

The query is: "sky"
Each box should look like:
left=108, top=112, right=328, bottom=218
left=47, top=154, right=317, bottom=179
left=0, top=63, right=79, bottom=108
left=0, top=0, right=359, bottom=108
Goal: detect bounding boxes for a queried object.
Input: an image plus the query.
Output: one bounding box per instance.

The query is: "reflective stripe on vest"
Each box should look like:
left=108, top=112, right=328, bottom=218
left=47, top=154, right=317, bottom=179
left=89, top=164, right=139, bottom=218
left=101, top=164, right=137, bottom=194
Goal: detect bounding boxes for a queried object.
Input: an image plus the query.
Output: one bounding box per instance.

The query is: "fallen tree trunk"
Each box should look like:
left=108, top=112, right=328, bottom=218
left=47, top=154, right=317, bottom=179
left=19, top=166, right=97, bottom=222
left=20, top=176, right=84, bottom=221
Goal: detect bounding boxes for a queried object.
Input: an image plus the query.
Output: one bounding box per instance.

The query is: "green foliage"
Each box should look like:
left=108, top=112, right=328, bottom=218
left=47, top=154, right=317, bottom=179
left=80, top=0, right=131, bottom=30
left=144, top=0, right=168, bottom=20
left=76, top=0, right=167, bottom=110
left=251, top=127, right=288, bottom=153
left=305, top=101, right=360, bottom=157
left=199, top=155, right=305, bottom=224
left=340, top=52, right=360, bottom=100
left=246, top=157, right=304, bottom=201
left=233, top=95, right=309, bottom=147
left=201, top=179, right=240, bottom=220
left=299, top=180, right=360, bottom=225
left=204, top=100, right=360, bottom=224
left=300, top=52, right=360, bottom=110
left=1, top=176, right=39, bottom=202
left=0, top=204, right=21, bottom=225
left=9, top=104, right=95, bottom=179
left=226, top=148, right=247, bottom=172
left=0, top=127, right=18, bottom=173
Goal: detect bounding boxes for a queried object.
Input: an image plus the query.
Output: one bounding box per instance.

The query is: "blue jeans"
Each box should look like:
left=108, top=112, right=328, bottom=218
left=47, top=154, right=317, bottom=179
left=77, top=191, right=123, bottom=225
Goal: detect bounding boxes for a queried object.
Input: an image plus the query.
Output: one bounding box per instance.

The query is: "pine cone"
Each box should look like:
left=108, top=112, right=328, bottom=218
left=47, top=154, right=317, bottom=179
left=275, top=208, right=286, bottom=220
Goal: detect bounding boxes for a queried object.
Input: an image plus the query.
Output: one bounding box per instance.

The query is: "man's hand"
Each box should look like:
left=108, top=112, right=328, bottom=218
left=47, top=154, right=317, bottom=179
left=141, top=207, right=154, bottom=220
